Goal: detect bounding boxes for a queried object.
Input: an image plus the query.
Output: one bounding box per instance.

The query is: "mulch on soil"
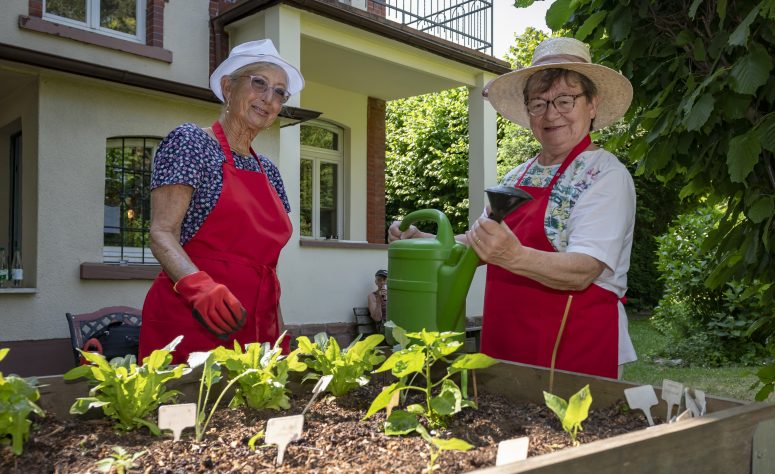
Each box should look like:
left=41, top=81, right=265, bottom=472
left=1, top=377, right=651, bottom=474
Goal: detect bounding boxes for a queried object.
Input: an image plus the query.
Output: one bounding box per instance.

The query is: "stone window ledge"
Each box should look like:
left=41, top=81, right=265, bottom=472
left=80, top=262, right=161, bottom=280
left=18, top=16, right=172, bottom=62
left=299, top=239, right=388, bottom=250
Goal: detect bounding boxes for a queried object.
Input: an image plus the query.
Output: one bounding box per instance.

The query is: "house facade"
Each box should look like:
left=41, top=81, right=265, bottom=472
left=0, top=0, right=509, bottom=375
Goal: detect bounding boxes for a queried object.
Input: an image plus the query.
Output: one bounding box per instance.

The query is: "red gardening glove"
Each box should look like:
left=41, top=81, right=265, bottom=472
left=174, top=271, right=247, bottom=339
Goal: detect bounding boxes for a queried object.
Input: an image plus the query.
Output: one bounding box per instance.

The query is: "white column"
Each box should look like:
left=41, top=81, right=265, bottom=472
left=468, top=73, right=498, bottom=227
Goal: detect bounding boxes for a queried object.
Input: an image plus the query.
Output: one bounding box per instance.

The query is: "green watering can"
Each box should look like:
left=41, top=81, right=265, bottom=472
left=386, top=185, right=533, bottom=344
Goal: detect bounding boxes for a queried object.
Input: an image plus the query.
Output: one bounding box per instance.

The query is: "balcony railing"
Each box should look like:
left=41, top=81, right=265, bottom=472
left=370, top=0, right=493, bottom=55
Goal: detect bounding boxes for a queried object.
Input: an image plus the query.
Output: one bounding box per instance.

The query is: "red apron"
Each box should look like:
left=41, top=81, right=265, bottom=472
left=139, top=121, right=292, bottom=364
left=480, top=135, right=619, bottom=378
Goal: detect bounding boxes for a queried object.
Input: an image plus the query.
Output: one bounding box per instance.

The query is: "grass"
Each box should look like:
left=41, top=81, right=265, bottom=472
left=621, top=318, right=761, bottom=402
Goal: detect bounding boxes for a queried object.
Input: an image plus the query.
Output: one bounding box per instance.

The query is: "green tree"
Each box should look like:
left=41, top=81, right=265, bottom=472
left=533, top=0, right=775, bottom=393
left=386, top=87, right=471, bottom=234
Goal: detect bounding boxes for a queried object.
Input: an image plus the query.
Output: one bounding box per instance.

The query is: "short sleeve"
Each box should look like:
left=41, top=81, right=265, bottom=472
left=565, top=165, right=635, bottom=272
left=151, top=123, right=208, bottom=190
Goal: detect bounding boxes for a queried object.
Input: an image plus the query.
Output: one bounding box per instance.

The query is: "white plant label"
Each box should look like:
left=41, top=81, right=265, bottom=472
left=694, top=389, right=706, bottom=416
left=301, top=374, right=333, bottom=416
left=684, top=388, right=702, bottom=417
left=661, top=379, right=684, bottom=420
left=672, top=409, right=693, bottom=423
left=624, top=385, right=658, bottom=426
left=495, top=437, right=529, bottom=466
left=158, top=403, right=196, bottom=442
left=266, top=414, right=304, bottom=466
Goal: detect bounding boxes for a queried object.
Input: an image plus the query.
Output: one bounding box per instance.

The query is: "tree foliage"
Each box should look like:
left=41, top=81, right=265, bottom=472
left=386, top=87, right=471, bottom=234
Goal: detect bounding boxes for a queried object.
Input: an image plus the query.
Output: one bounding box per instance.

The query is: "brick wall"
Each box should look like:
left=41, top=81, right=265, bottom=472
left=367, top=0, right=386, bottom=17
left=284, top=322, right=358, bottom=348
left=367, top=97, right=387, bottom=243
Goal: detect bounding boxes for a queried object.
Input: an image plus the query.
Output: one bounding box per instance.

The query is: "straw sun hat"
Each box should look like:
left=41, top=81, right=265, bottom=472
left=210, top=39, right=304, bottom=103
left=483, top=37, right=633, bottom=130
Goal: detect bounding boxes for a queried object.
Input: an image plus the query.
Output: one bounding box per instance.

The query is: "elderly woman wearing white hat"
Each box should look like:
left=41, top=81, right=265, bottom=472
left=139, top=39, right=304, bottom=363
left=390, top=37, right=636, bottom=379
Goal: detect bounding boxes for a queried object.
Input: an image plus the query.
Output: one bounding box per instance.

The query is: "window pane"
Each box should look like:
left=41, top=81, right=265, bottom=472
left=300, top=159, right=313, bottom=237
left=300, top=125, right=338, bottom=150
left=103, top=136, right=159, bottom=263
left=45, top=0, right=87, bottom=22
left=100, top=0, right=138, bottom=35
left=319, top=162, right=338, bottom=239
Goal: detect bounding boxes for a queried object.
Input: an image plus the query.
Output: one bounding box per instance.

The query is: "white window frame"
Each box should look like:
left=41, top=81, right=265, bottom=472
left=300, top=121, right=345, bottom=240
left=43, top=0, right=146, bottom=43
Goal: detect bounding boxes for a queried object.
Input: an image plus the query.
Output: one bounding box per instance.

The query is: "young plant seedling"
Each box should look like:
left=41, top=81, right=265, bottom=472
left=415, top=424, right=473, bottom=474
left=94, top=446, right=146, bottom=474
left=0, top=348, right=45, bottom=455
left=543, top=384, right=593, bottom=446
left=296, top=333, right=385, bottom=397
left=495, top=437, right=530, bottom=466
left=624, top=385, right=658, bottom=426
left=63, top=336, right=187, bottom=434
left=661, top=379, right=683, bottom=421
left=363, top=329, right=497, bottom=432
left=158, top=403, right=196, bottom=441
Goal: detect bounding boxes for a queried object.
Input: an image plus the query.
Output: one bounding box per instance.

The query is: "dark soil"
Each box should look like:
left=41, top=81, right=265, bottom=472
left=1, top=378, right=651, bottom=474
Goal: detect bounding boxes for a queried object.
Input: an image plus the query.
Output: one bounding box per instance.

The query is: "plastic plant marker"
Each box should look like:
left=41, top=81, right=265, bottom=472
left=694, top=389, right=706, bottom=416
left=661, top=379, right=684, bottom=421
left=672, top=409, right=693, bottom=423
left=624, top=385, right=658, bottom=426
left=265, top=415, right=304, bottom=466
left=158, top=403, right=196, bottom=442
left=684, top=388, right=702, bottom=417
left=385, top=390, right=400, bottom=418
left=301, top=374, right=333, bottom=416
left=495, top=437, right=529, bottom=466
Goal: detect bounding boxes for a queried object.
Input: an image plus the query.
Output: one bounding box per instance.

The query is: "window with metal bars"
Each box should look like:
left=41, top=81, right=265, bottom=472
left=103, top=137, right=160, bottom=264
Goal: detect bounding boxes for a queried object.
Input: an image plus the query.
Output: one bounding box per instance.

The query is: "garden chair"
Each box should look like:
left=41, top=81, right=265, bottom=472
left=65, top=306, right=142, bottom=366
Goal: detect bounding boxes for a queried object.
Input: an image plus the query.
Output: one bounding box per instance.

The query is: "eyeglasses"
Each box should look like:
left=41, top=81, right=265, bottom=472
left=525, top=93, right=586, bottom=117
left=239, top=75, right=291, bottom=104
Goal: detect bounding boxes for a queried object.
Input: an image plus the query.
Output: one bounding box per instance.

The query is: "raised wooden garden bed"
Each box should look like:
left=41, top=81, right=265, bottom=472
left=23, top=361, right=774, bottom=474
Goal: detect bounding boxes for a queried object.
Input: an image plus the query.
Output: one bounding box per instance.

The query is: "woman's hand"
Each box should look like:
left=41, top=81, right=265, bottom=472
left=388, top=220, right=430, bottom=242
left=465, top=216, right=524, bottom=268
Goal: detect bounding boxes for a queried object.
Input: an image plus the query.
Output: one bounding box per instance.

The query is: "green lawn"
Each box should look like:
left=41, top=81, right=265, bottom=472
left=621, top=318, right=761, bottom=401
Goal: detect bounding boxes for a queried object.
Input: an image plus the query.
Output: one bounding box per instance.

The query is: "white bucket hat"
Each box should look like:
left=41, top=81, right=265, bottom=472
left=209, top=39, right=304, bottom=103
left=483, top=37, right=632, bottom=130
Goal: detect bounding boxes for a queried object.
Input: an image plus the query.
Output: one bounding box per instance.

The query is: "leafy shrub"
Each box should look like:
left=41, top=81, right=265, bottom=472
left=63, top=341, right=187, bottom=434
left=296, top=333, right=385, bottom=397
left=0, top=348, right=44, bottom=455
left=212, top=338, right=306, bottom=410
left=652, top=205, right=771, bottom=366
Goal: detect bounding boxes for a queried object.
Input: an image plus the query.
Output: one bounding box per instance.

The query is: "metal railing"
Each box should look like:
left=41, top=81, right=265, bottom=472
left=370, top=0, right=493, bottom=55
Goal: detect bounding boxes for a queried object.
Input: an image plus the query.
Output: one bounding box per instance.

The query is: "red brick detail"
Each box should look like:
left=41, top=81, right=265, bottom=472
left=28, top=0, right=42, bottom=17
left=209, top=0, right=231, bottom=76
left=146, top=0, right=165, bottom=47
left=367, top=1, right=386, bottom=17
left=366, top=97, right=387, bottom=244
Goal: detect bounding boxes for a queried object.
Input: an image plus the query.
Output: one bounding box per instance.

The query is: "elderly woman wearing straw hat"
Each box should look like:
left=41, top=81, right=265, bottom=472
left=139, top=39, right=303, bottom=364
left=390, top=37, right=636, bottom=379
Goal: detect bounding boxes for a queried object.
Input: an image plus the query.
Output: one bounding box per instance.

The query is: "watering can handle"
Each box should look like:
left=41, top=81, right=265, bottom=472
left=398, top=209, right=455, bottom=248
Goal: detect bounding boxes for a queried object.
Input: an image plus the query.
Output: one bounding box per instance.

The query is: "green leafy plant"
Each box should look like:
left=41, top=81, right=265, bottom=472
left=211, top=333, right=307, bottom=410
left=0, top=348, right=45, bottom=455
left=416, top=424, right=473, bottom=473
left=296, top=333, right=386, bottom=396
left=95, top=446, right=146, bottom=474
left=543, top=385, right=593, bottom=446
left=363, top=329, right=497, bottom=432
left=63, top=338, right=187, bottom=434
left=186, top=350, right=257, bottom=442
